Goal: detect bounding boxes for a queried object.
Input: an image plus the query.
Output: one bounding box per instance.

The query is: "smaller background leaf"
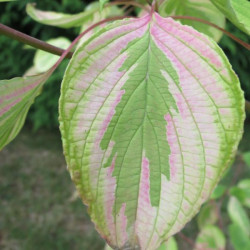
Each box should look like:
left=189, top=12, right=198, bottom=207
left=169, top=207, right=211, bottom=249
left=157, top=237, right=178, bottom=250
left=26, top=2, right=121, bottom=29
left=197, top=203, right=218, bottom=230
left=210, top=184, right=227, bottom=199
left=210, top=0, right=250, bottom=34
left=195, top=225, right=226, bottom=250
left=0, top=72, right=50, bottom=150
left=230, top=186, right=247, bottom=204
left=228, top=223, right=250, bottom=250
left=104, top=244, right=112, bottom=250
left=99, top=0, right=109, bottom=11
left=232, top=179, right=250, bottom=208
left=243, top=152, right=250, bottom=167
left=159, top=0, right=225, bottom=41
left=227, top=197, right=250, bottom=237
left=34, top=37, right=71, bottom=73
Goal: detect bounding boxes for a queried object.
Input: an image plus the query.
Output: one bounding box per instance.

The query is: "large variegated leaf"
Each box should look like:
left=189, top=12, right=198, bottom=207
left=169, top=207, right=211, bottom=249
left=59, top=13, right=244, bottom=249
left=26, top=2, right=122, bottom=29
left=159, top=0, right=225, bottom=42
left=0, top=72, right=50, bottom=150
left=105, top=237, right=178, bottom=250
left=210, top=0, right=250, bottom=35
left=76, top=2, right=111, bottom=49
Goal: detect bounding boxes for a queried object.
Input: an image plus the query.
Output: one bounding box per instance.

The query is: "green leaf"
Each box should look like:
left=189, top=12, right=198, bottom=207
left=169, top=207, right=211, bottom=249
left=99, top=0, right=109, bottom=12
left=231, top=179, right=250, bottom=208
left=76, top=2, right=122, bottom=49
left=197, top=203, right=218, bottom=230
left=0, top=0, right=16, bottom=2
left=195, top=225, right=226, bottom=250
left=34, top=37, right=71, bottom=73
left=59, top=13, right=244, bottom=249
left=210, top=184, right=227, bottom=199
left=228, top=223, right=250, bottom=250
left=243, top=151, right=250, bottom=167
left=230, top=186, right=246, bottom=203
left=0, top=72, right=51, bottom=150
left=227, top=197, right=250, bottom=236
left=210, top=0, right=250, bottom=35
left=24, top=66, right=40, bottom=77
left=26, top=2, right=122, bottom=29
left=159, top=0, right=225, bottom=42
left=238, top=179, right=250, bottom=188
left=104, top=244, right=112, bottom=250
left=157, top=237, right=178, bottom=250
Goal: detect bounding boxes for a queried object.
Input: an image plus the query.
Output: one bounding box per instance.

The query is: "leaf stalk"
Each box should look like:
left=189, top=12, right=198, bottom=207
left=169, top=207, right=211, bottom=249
left=0, top=23, right=73, bottom=58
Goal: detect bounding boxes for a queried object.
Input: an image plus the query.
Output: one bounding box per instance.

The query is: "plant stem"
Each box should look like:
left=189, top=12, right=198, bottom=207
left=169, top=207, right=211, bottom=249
left=171, top=16, right=250, bottom=50
left=210, top=199, right=224, bottom=230
left=0, top=13, right=249, bottom=63
left=246, top=100, right=250, bottom=113
left=30, top=16, right=132, bottom=90
left=0, top=23, right=73, bottom=58
left=0, top=1, right=147, bottom=58
left=109, top=1, right=150, bottom=12
left=123, top=6, right=135, bottom=16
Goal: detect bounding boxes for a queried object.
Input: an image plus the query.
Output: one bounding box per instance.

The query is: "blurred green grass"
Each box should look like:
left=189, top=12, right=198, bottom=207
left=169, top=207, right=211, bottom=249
left=0, top=120, right=249, bottom=250
left=0, top=127, right=105, bottom=250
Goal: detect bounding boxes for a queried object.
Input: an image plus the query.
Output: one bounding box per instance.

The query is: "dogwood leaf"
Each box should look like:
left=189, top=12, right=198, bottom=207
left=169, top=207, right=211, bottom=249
left=59, top=13, right=244, bottom=249
left=159, top=0, right=225, bottom=42
left=157, top=237, right=178, bottom=250
left=228, top=197, right=250, bottom=236
left=195, top=225, right=226, bottom=250
left=99, top=0, right=109, bottom=11
left=0, top=72, right=50, bottom=150
left=210, top=0, right=250, bottom=35
left=229, top=223, right=250, bottom=250
left=34, top=37, right=71, bottom=73
left=197, top=203, right=218, bottom=229
left=26, top=2, right=122, bottom=29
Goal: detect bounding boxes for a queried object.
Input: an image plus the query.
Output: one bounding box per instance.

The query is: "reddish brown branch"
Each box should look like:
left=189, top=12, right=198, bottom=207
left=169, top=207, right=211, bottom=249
left=170, top=15, right=250, bottom=50
left=210, top=199, right=224, bottom=230
left=0, top=23, right=73, bottom=58
left=109, top=1, right=150, bottom=12
left=179, top=232, right=197, bottom=248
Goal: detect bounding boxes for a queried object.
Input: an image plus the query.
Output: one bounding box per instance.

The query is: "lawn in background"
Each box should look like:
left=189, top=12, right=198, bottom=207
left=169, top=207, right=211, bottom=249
left=0, top=120, right=250, bottom=250
left=0, top=127, right=105, bottom=250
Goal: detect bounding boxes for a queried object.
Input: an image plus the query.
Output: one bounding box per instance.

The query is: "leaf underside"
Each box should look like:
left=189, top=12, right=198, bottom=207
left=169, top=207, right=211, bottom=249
left=26, top=2, right=122, bottom=29
left=59, top=13, right=244, bottom=249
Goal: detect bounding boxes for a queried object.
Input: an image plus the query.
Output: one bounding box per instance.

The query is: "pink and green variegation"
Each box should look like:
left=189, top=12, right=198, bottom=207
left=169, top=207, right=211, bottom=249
left=59, top=12, right=245, bottom=249
left=0, top=73, right=50, bottom=150
left=159, top=0, right=225, bottom=42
